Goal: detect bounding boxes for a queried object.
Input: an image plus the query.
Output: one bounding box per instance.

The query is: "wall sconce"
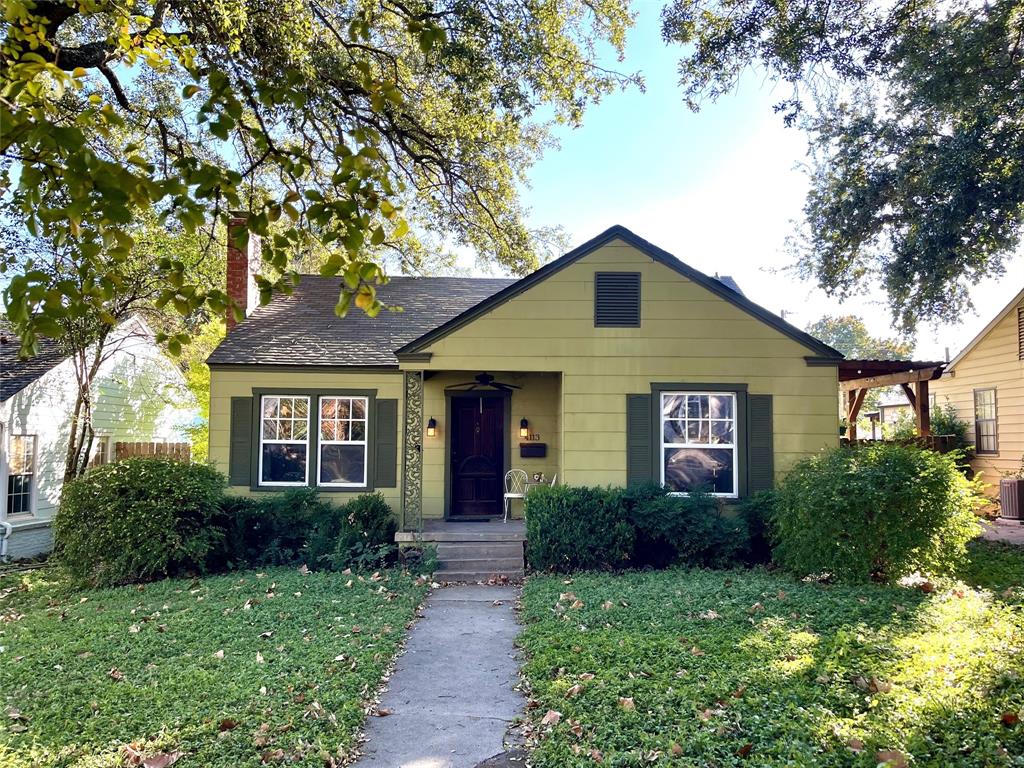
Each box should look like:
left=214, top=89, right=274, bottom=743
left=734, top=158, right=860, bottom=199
left=427, top=417, right=437, bottom=437
left=520, top=418, right=529, bottom=438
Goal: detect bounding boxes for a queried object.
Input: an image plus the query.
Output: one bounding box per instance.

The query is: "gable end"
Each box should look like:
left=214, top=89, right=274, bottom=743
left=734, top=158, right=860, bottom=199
left=395, top=225, right=843, bottom=359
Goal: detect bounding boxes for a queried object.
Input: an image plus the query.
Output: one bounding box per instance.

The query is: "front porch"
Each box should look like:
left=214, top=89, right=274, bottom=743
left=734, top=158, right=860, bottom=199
left=399, top=369, right=560, bottom=530
left=396, top=519, right=527, bottom=581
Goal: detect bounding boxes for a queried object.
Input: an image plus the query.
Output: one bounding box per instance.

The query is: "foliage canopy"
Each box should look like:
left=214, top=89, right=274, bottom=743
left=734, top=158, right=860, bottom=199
left=1, top=0, right=636, bottom=352
left=662, top=0, right=1024, bottom=330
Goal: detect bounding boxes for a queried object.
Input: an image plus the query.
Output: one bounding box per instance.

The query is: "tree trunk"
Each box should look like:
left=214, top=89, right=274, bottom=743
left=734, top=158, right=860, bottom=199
left=63, top=336, right=107, bottom=483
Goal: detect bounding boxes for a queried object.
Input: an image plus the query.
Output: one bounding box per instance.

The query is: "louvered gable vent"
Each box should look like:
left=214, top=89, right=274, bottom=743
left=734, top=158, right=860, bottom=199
left=594, top=272, right=641, bottom=327
left=1018, top=306, right=1024, bottom=360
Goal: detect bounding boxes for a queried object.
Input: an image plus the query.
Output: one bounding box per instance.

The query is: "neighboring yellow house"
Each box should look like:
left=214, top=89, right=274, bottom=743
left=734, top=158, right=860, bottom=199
left=207, top=226, right=843, bottom=535
left=932, top=287, right=1024, bottom=485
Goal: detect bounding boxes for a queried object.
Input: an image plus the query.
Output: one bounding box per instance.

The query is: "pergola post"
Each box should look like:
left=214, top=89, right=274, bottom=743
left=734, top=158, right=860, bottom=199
left=845, top=387, right=867, bottom=441
left=915, top=379, right=931, bottom=437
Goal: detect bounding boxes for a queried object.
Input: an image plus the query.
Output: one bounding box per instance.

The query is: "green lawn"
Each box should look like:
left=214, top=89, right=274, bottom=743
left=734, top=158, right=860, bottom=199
left=519, top=540, right=1024, bottom=767
left=0, top=567, right=428, bottom=767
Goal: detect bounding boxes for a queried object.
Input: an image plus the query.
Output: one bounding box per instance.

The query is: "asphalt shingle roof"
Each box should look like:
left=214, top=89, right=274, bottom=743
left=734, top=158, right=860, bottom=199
left=0, top=319, right=69, bottom=401
left=207, top=276, right=517, bottom=367
left=208, top=257, right=752, bottom=368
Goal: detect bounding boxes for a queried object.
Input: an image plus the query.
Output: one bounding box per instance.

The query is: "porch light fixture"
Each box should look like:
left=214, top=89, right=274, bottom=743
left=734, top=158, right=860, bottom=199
left=427, top=418, right=437, bottom=437
left=519, top=418, right=529, bottom=438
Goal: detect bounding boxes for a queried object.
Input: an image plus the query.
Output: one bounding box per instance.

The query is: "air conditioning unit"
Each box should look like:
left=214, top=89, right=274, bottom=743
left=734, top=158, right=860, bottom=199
left=999, top=478, right=1024, bottom=521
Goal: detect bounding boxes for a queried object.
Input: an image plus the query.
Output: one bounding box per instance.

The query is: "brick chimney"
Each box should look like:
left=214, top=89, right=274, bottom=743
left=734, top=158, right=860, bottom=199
left=226, top=214, right=260, bottom=330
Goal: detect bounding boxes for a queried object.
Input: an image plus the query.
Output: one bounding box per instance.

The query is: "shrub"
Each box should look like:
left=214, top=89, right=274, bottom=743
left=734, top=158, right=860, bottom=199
left=55, top=458, right=226, bottom=587
left=620, top=483, right=748, bottom=569
left=218, top=489, right=396, bottom=571
left=525, top=483, right=749, bottom=572
left=737, top=490, right=776, bottom=565
left=525, top=485, right=634, bottom=572
left=218, top=488, right=329, bottom=568
left=771, top=443, right=983, bottom=583
left=311, top=492, right=397, bottom=571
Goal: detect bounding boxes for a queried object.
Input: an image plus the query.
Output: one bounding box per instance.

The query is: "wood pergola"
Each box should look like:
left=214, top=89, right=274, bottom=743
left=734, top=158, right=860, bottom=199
left=839, top=359, right=946, bottom=441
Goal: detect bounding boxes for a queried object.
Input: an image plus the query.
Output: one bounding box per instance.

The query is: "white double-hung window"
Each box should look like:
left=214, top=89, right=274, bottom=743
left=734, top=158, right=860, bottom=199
left=660, top=392, right=738, bottom=497
left=318, top=396, right=368, bottom=487
left=259, top=396, right=310, bottom=485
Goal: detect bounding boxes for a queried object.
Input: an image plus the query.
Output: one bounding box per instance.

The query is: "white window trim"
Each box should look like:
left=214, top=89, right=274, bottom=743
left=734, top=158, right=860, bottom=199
left=257, top=395, right=311, bottom=487
left=7, top=433, right=38, bottom=517
left=91, top=434, right=113, bottom=466
left=660, top=392, right=739, bottom=499
left=316, top=396, right=369, bottom=488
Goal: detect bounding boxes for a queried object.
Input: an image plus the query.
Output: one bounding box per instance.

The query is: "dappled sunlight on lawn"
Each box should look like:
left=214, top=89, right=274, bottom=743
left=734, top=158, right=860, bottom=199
left=0, top=567, right=428, bottom=767
left=518, top=544, right=1024, bottom=767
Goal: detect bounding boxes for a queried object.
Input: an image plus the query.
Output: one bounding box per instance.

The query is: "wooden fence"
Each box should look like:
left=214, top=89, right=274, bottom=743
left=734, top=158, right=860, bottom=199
left=114, top=441, right=191, bottom=462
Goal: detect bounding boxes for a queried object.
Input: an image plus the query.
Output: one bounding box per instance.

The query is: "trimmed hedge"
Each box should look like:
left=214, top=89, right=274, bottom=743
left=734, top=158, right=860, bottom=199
left=771, top=443, right=983, bottom=583
left=55, top=459, right=398, bottom=586
left=55, top=458, right=226, bottom=587
left=525, top=485, right=635, bottom=572
left=524, top=483, right=748, bottom=572
left=215, top=488, right=398, bottom=571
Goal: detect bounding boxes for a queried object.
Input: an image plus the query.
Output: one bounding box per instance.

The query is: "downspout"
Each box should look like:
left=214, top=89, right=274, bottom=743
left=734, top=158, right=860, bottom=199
left=0, top=520, right=11, bottom=560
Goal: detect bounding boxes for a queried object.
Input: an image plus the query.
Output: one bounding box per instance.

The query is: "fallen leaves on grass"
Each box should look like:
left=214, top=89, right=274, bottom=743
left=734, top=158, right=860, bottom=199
left=876, top=749, right=908, bottom=767
left=123, top=744, right=183, bottom=767
left=541, top=710, right=562, bottom=726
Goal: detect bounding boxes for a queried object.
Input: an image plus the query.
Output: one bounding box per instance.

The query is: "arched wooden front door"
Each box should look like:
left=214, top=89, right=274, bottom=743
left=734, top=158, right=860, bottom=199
left=448, top=393, right=507, bottom=518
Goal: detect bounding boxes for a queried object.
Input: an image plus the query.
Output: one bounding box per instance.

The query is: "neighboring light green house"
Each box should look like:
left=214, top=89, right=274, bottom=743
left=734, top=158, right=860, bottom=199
left=207, top=225, right=843, bottom=531
left=0, top=317, right=198, bottom=559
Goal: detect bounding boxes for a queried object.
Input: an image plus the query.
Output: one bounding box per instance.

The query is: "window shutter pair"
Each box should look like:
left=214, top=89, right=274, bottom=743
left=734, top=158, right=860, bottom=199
left=624, top=393, right=774, bottom=494
left=227, top=396, right=399, bottom=488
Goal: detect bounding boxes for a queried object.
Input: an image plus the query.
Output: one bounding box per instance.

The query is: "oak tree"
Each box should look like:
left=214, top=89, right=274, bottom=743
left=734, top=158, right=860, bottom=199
left=663, top=0, right=1024, bottom=330
left=2, top=0, right=637, bottom=352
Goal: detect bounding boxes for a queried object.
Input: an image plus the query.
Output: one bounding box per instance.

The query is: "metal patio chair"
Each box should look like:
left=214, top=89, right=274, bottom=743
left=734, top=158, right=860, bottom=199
left=503, top=469, right=528, bottom=523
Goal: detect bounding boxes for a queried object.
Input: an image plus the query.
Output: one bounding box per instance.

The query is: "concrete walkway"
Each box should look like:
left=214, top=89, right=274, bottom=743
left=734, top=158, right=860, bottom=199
left=355, top=584, right=524, bottom=768
left=982, top=518, right=1024, bottom=546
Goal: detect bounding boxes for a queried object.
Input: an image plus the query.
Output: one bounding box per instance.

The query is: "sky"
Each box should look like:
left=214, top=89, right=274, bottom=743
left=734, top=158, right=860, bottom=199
left=467, top=1, right=1024, bottom=362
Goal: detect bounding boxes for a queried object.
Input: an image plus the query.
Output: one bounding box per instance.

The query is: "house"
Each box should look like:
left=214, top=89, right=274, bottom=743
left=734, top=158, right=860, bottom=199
left=932, top=287, right=1024, bottom=484
left=207, top=224, right=844, bottom=558
left=0, top=317, right=198, bottom=559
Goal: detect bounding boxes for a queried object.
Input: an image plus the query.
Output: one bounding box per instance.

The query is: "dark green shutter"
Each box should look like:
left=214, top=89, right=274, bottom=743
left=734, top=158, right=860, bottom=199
left=229, top=397, right=253, bottom=486
left=626, top=394, right=653, bottom=485
left=747, top=394, right=774, bottom=493
left=373, top=399, right=399, bottom=487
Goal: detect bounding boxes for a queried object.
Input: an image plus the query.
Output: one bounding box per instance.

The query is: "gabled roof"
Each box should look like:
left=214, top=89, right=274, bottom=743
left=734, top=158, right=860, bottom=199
left=944, top=286, right=1024, bottom=372
left=397, top=225, right=843, bottom=359
left=207, top=276, right=517, bottom=367
left=0, top=319, right=69, bottom=402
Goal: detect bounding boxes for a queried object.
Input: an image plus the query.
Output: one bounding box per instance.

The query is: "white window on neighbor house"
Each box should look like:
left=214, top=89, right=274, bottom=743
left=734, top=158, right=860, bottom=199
left=974, top=388, right=998, bottom=455
left=258, top=396, right=310, bottom=486
left=7, top=434, right=37, bottom=516
left=318, top=396, right=368, bottom=487
left=89, top=435, right=112, bottom=468
left=660, top=392, right=738, bottom=497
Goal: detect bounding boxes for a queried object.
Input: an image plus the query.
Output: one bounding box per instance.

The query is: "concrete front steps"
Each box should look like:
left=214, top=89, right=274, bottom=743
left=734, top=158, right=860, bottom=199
left=396, top=520, right=526, bottom=582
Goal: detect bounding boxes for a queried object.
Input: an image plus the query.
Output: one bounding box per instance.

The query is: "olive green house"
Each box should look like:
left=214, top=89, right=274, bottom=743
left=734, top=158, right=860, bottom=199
left=207, top=226, right=842, bottom=543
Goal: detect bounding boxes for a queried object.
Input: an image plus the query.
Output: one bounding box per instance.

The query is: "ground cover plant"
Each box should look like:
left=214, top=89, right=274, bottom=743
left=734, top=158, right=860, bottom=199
left=0, top=566, right=428, bottom=767
left=518, top=539, right=1024, bottom=767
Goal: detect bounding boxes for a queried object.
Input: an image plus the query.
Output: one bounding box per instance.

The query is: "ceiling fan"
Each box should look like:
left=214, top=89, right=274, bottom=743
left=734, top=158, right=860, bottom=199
left=448, top=372, right=522, bottom=392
